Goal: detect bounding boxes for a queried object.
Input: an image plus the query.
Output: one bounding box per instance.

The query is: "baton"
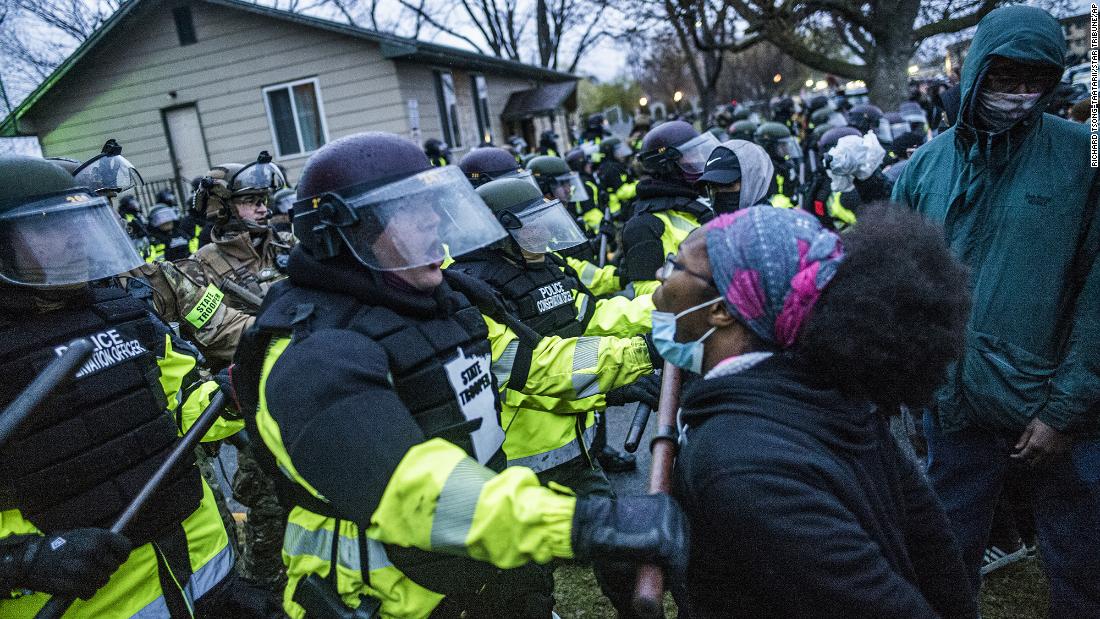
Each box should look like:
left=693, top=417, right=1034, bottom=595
left=0, top=339, right=95, bottom=450
left=597, top=205, right=612, bottom=268
left=35, top=391, right=228, bottom=619
left=632, top=362, right=682, bottom=619
left=623, top=403, right=652, bottom=453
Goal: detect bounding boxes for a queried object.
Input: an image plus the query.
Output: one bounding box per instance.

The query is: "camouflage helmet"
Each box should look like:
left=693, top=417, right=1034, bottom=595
left=729, top=120, right=758, bottom=141
left=195, top=151, right=286, bottom=221
left=72, top=139, right=144, bottom=196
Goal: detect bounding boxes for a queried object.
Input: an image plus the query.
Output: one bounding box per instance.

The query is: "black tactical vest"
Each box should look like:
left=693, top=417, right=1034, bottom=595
left=632, top=193, right=714, bottom=221
left=450, top=254, right=591, bottom=339
left=235, top=279, right=538, bottom=607
left=0, top=287, right=203, bottom=545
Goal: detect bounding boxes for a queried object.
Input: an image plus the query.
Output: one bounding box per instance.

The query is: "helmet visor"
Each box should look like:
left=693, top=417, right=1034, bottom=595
left=496, top=168, right=542, bottom=190
left=231, top=161, right=287, bottom=195
left=335, top=166, right=506, bottom=271
left=775, top=137, right=803, bottom=160
left=504, top=198, right=587, bottom=253
left=73, top=154, right=144, bottom=195
left=674, top=132, right=721, bottom=176
left=552, top=172, right=590, bottom=203
left=0, top=192, right=144, bottom=287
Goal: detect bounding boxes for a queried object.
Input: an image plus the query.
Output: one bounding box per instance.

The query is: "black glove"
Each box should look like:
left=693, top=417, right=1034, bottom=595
left=214, top=365, right=241, bottom=419
left=1, top=529, right=132, bottom=599
left=605, top=373, right=661, bottom=409
left=571, top=494, right=689, bottom=584
left=641, top=333, right=662, bottom=367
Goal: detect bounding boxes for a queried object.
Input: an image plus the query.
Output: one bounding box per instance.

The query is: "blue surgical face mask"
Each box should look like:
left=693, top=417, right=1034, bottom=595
left=651, top=297, right=723, bottom=374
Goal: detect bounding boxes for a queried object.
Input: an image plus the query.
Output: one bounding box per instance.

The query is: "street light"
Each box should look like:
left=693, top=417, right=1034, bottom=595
left=805, top=78, right=815, bottom=88
left=673, top=91, right=683, bottom=102
left=773, top=73, right=782, bottom=83
left=639, top=96, right=648, bottom=107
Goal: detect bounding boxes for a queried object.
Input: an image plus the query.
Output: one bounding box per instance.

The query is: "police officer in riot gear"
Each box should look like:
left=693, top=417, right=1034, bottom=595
left=537, top=130, right=560, bottom=157
left=621, top=120, right=718, bottom=296
left=754, top=121, right=803, bottom=208
left=423, top=138, right=452, bottom=167
left=232, top=132, right=687, bottom=618
left=801, top=126, right=862, bottom=230
left=0, top=156, right=252, bottom=617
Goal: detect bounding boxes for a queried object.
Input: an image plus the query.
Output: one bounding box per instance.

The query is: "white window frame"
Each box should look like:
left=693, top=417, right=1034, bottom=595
left=434, top=70, right=463, bottom=149
left=471, top=74, right=493, bottom=145
left=262, top=77, right=330, bottom=160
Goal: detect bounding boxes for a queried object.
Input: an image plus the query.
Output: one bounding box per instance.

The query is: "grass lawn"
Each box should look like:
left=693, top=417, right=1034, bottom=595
left=554, top=558, right=1048, bottom=618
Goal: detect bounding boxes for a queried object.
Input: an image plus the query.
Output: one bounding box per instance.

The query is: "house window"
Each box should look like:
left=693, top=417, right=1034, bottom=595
left=471, top=75, right=492, bottom=145
left=434, top=71, right=462, bottom=148
left=173, top=6, right=196, bottom=46
left=262, top=78, right=328, bottom=159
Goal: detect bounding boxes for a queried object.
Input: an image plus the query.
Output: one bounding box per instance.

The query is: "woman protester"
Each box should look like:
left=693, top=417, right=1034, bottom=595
left=653, top=204, right=979, bottom=618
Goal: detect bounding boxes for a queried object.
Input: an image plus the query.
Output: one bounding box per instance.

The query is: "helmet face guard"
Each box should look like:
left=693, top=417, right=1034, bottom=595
left=230, top=152, right=287, bottom=195
left=773, top=137, right=803, bottom=161
left=499, top=197, right=587, bottom=254
left=72, top=152, right=144, bottom=196
left=551, top=172, right=590, bottom=203
left=0, top=191, right=144, bottom=287
left=295, top=166, right=506, bottom=270
left=674, top=132, right=721, bottom=182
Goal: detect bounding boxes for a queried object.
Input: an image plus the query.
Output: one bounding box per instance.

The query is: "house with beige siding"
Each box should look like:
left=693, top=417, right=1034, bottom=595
left=0, top=0, right=577, bottom=205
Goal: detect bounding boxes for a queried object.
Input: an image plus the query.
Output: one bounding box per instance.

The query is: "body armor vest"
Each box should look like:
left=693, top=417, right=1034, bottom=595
left=451, top=254, right=591, bottom=339
left=235, top=279, right=525, bottom=604
left=632, top=193, right=713, bottom=222
left=0, top=287, right=203, bottom=545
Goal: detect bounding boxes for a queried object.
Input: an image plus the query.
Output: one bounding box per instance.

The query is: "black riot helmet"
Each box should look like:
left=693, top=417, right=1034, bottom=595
left=294, top=132, right=505, bottom=267
left=0, top=156, right=144, bottom=288
left=599, top=136, right=632, bottom=161
left=637, top=120, right=719, bottom=183
left=818, top=126, right=862, bottom=156
left=458, top=146, right=539, bottom=188
left=155, top=189, right=177, bottom=207
left=847, top=104, right=885, bottom=134
left=807, top=95, right=829, bottom=114
left=586, top=113, right=605, bottom=131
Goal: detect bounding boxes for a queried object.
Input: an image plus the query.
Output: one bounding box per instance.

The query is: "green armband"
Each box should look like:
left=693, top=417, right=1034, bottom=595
left=184, top=285, right=225, bottom=329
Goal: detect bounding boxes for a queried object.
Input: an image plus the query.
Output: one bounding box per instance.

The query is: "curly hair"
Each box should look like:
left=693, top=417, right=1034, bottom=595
left=794, top=204, right=971, bottom=408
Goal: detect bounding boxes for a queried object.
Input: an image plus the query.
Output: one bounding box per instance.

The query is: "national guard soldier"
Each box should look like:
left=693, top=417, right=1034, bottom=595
left=0, top=156, right=254, bottom=617
left=233, top=132, right=687, bottom=618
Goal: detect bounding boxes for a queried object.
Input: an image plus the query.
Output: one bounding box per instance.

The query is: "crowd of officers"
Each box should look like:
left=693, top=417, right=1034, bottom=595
left=1, top=27, right=1085, bottom=613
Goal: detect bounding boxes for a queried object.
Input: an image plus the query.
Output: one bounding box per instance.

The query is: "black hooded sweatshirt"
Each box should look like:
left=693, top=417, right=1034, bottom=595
left=673, top=354, right=977, bottom=619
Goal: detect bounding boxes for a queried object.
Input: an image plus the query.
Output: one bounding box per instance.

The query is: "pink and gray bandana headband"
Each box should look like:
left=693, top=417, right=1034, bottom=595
left=704, top=206, right=845, bottom=348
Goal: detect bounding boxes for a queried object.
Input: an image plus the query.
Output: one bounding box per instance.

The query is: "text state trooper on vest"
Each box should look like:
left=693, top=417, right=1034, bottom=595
left=623, top=121, right=718, bottom=297
left=232, top=132, right=687, bottom=619
left=0, top=156, right=267, bottom=618
left=448, top=178, right=661, bottom=615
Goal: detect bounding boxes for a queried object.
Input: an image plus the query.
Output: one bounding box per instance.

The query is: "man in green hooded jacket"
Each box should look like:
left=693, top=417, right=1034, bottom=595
left=892, top=6, right=1100, bottom=615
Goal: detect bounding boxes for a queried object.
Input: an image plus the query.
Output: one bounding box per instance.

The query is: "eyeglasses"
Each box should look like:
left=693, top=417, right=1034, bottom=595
left=231, top=194, right=268, bottom=207
left=659, top=253, right=713, bottom=285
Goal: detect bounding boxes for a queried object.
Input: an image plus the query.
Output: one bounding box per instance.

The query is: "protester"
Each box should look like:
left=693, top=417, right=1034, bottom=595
left=892, top=6, right=1100, bottom=615
left=663, top=205, right=976, bottom=618
left=694, top=139, right=773, bottom=214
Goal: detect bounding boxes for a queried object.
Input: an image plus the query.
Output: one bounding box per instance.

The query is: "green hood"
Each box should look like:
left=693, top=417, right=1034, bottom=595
left=959, top=6, right=1066, bottom=132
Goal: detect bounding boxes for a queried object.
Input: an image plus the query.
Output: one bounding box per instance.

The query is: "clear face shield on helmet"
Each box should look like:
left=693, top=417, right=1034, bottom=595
left=230, top=152, right=287, bottom=195
left=310, top=166, right=507, bottom=271
left=551, top=172, right=590, bottom=203
left=499, top=198, right=587, bottom=254
left=673, top=132, right=721, bottom=181
left=72, top=152, right=144, bottom=196
left=904, top=113, right=931, bottom=138
left=0, top=191, right=144, bottom=287
left=872, top=118, right=894, bottom=144
left=773, top=136, right=803, bottom=161
left=495, top=168, right=541, bottom=190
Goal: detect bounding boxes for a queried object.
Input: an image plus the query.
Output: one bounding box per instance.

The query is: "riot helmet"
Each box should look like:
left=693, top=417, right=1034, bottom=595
left=294, top=131, right=505, bottom=269
left=477, top=178, right=586, bottom=255
left=459, top=147, right=538, bottom=188
left=72, top=139, right=144, bottom=196
left=848, top=104, right=888, bottom=138
left=117, top=195, right=141, bottom=218
left=155, top=189, right=178, bottom=207
left=0, top=156, right=143, bottom=287
left=423, top=138, right=451, bottom=163
left=148, top=204, right=180, bottom=230
left=754, top=122, right=801, bottom=162
left=729, top=120, right=758, bottom=141
left=637, top=120, right=719, bottom=183
left=818, top=126, right=862, bottom=153
left=599, top=136, right=632, bottom=161
left=526, top=155, right=590, bottom=203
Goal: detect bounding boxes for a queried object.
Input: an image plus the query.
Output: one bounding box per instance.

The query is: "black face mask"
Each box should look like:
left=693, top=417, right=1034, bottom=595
left=710, top=191, right=741, bottom=214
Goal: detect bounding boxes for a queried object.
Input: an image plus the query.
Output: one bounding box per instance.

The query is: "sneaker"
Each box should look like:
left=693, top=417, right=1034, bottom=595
left=981, top=543, right=1029, bottom=575
left=597, top=446, right=637, bottom=473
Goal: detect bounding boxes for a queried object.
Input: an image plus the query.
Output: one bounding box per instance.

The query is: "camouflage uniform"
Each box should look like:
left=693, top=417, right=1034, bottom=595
left=176, top=158, right=294, bottom=590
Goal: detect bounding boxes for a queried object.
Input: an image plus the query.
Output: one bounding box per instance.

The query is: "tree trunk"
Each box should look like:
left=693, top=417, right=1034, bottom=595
left=866, top=44, right=910, bottom=110
left=536, top=0, right=552, bottom=67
